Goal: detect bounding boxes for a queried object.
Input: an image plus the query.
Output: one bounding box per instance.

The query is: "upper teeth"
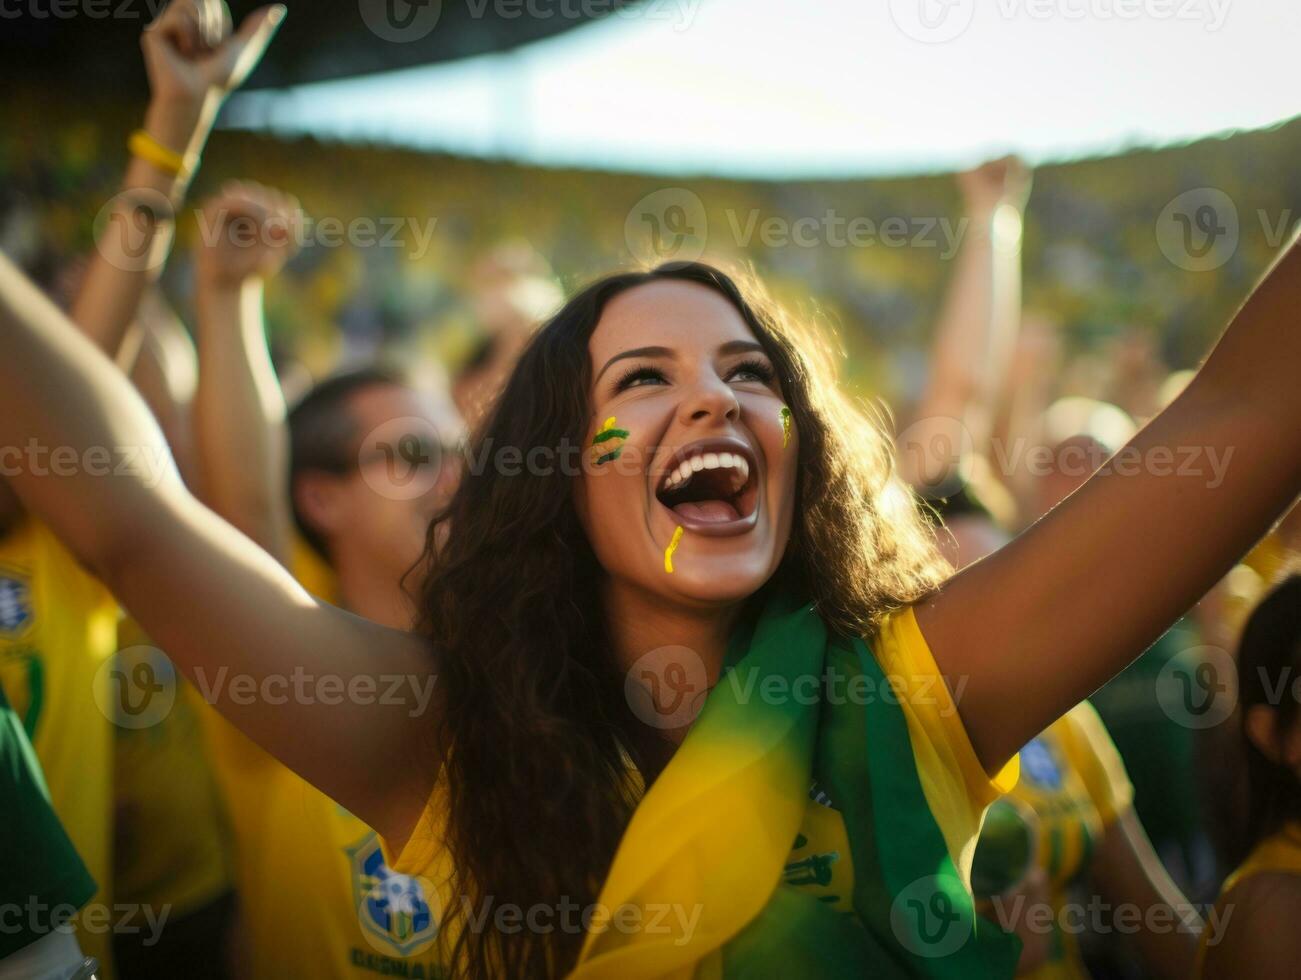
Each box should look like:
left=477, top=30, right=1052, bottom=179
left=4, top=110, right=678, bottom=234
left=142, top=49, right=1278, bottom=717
left=662, top=451, right=750, bottom=491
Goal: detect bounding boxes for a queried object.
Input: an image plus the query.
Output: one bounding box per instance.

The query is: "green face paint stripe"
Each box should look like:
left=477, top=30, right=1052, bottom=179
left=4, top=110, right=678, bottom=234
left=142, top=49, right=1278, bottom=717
left=591, top=415, right=628, bottom=466
left=591, top=415, right=629, bottom=466
left=780, top=406, right=792, bottom=448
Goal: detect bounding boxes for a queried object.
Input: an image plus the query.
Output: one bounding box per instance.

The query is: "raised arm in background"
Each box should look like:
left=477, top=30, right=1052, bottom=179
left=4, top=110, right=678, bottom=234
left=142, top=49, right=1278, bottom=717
left=0, top=0, right=283, bottom=533
left=899, top=156, right=1031, bottom=492
left=0, top=253, right=438, bottom=846
left=71, top=0, right=285, bottom=361
left=192, top=182, right=301, bottom=563
left=1090, top=807, right=1202, bottom=980
left=130, top=287, right=201, bottom=489
left=921, top=231, right=1301, bottom=772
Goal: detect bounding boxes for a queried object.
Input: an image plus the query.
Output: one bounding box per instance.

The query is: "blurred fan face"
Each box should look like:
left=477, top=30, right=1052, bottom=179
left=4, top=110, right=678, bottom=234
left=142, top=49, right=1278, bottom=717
left=300, top=384, right=465, bottom=583
left=576, top=280, right=798, bottom=605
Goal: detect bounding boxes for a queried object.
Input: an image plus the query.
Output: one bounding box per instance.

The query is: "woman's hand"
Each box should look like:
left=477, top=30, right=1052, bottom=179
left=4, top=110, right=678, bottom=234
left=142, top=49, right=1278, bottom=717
left=195, top=181, right=303, bottom=290
left=143, top=0, right=286, bottom=109
left=68, top=3, right=287, bottom=365
left=139, top=0, right=286, bottom=165
left=958, top=155, right=1033, bottom=216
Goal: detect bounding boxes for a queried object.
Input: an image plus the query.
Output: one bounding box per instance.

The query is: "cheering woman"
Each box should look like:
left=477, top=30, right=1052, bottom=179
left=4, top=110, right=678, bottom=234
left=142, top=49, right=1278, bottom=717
left=1, top=190, right=1299, bottom=980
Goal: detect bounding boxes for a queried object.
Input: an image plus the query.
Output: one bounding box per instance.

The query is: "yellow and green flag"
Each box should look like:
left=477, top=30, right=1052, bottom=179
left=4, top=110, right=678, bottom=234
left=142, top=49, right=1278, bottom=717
left=572, top=589, right=1021, bottom=978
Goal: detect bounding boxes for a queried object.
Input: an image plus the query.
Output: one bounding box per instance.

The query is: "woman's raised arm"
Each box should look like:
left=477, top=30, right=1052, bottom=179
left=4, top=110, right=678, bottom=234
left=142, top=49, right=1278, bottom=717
left=0, top=253, right=438, bottom=844
left=920, top=232, right=1301, bottom=771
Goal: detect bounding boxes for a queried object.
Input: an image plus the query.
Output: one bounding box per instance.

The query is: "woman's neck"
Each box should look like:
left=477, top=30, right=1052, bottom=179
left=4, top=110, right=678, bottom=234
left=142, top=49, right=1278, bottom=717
left=602, top=579, right=744, bottom=744
left=335, top=558, right=416, bottom=630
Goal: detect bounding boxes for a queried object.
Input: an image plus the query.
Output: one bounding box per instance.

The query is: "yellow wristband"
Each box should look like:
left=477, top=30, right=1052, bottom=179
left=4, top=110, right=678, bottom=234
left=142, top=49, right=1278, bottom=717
left=127, top=129, right=195, bottom=178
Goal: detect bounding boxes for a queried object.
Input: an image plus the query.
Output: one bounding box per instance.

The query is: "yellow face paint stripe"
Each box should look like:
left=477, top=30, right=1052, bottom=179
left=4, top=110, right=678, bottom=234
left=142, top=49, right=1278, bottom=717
left=664, top=525, right=684, bottom=574
left=591, top=416, right=630, bottom=466
left=780, top=406, right=792, bottom=448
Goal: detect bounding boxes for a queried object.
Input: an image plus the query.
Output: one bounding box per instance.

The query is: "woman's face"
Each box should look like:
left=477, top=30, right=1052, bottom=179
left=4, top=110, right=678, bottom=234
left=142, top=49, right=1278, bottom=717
left=577, top=280, right=799, bottom=605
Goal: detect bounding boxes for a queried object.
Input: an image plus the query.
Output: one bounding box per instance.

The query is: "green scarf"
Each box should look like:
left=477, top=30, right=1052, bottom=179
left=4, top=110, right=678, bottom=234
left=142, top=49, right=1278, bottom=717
left=570, top=589, right=1021, bottom=978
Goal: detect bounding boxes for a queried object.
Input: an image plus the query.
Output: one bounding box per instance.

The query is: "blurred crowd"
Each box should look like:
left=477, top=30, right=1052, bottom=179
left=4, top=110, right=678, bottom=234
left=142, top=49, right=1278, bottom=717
left=4, top=83, right=1301, bottom=409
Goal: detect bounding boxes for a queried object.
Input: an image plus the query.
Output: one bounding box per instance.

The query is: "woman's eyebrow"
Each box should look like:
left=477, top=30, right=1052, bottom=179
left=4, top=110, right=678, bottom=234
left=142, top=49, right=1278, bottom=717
left=717, top=340, right=766, bottom=357
left=594, top=345, right=673, bottom=384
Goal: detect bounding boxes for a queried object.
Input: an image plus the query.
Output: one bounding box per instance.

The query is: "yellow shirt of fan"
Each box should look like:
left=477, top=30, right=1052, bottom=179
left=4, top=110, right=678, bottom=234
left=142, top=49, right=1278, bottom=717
left=204, top=719, right=449, bottom=978
left=113, top=617, right=235, bottom=918
left=1196, top=821, right=1301, bottom=978
left=201, top=538, right=446, bottom=979
left=0, top=519, right=118, bottom=976
left=1005, top=701, right=1135, bottom=980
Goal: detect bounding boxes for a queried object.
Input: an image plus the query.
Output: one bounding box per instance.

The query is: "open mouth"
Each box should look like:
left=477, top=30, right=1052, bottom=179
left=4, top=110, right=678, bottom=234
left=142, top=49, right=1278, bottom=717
left=655, top=440, right=759, bottom=527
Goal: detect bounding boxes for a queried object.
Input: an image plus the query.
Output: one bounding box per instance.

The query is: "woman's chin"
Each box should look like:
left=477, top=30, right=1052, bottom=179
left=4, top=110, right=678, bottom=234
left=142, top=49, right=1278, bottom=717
left=657, top=551, right=776, bottom=605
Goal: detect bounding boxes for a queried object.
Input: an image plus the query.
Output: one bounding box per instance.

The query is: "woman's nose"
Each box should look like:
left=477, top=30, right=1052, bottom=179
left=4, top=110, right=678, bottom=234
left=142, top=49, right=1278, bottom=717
left=678, top=373, right=740, bottom=425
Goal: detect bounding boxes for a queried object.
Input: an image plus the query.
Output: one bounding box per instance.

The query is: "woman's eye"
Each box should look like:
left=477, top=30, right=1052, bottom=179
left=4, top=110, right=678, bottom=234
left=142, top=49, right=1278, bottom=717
left=614, top=366, right=667, bottom=392
left=727, top=360, right=775, bottom=384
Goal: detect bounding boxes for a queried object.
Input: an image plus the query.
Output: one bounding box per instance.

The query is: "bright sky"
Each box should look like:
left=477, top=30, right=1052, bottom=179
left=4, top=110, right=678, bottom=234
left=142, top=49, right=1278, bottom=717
left=227, top=0, right=1301, bottom=177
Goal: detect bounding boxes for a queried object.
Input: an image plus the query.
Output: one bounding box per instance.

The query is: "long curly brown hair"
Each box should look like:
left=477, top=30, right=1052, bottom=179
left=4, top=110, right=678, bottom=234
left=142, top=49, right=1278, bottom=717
left=416, top=261, right=947, bottom=977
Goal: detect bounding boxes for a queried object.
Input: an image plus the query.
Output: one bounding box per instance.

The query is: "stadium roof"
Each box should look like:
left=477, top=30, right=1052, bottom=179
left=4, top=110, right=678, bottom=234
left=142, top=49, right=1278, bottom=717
left=1, top=0, right=624, bottom=92
left=226, top=0, right=1301, bottom=178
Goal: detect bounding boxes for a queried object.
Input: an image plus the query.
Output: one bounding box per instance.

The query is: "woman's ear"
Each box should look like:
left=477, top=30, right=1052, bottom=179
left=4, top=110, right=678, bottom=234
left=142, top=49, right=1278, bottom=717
left=1245, top=704, right=1283, bottom=763
left=293, top=471, right=346, bottom=546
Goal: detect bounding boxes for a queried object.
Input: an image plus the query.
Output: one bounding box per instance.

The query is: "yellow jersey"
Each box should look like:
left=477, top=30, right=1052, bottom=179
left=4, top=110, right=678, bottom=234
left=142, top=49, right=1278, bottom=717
left=0, top=519, right=118, bottom=977
left=991, top=701, right=1134, bottom=980
left=1196, top=821, right=1301, bottom=978
left=201, top=539, right=446, bottom=978
left=203, top=714, right=448, bottom=978
left=112, top=618, right=235, bottom=918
